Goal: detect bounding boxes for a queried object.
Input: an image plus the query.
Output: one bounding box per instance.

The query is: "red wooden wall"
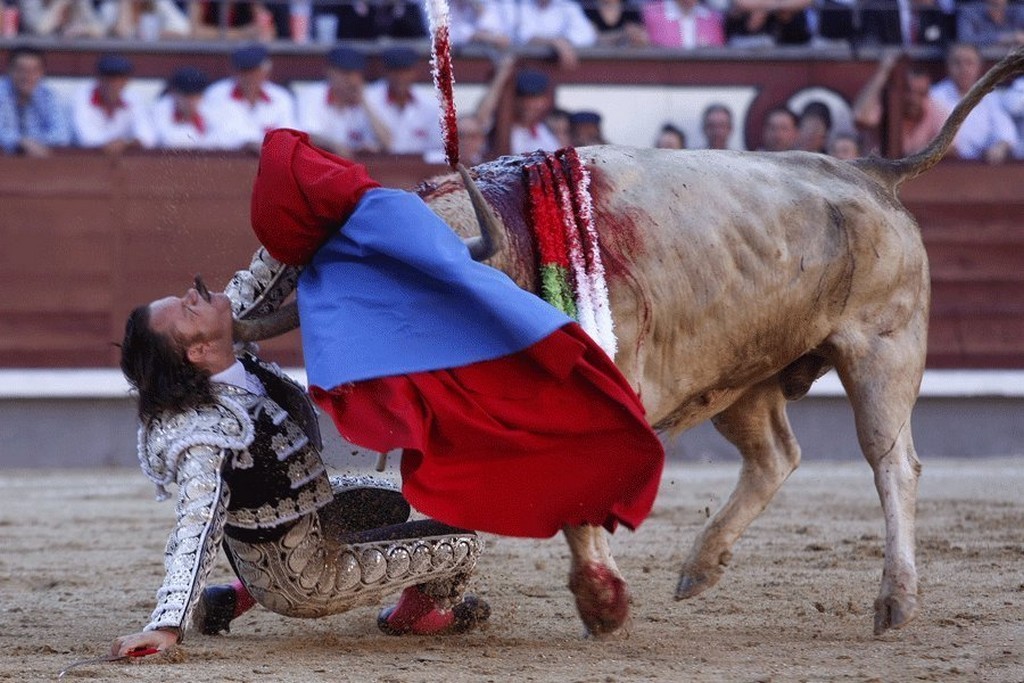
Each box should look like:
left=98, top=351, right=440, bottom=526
left=1, top=152, right=1021, bottom=369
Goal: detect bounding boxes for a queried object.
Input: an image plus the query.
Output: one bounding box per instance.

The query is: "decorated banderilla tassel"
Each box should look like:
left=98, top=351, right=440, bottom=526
left=425, top=0, right=459, bottom=168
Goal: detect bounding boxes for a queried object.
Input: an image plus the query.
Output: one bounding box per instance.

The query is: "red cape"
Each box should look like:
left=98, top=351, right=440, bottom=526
left=311, top=324, right=665, bottom=539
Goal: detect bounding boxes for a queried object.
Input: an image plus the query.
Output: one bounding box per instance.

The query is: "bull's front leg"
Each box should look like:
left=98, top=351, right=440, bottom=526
left=676, top=381, right=801, bottom=600
left=563, top=524, right=631, bottom=638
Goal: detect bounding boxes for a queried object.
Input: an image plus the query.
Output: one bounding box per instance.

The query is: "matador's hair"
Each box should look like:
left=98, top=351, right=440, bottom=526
left=120, top=304, right=214, bottom=421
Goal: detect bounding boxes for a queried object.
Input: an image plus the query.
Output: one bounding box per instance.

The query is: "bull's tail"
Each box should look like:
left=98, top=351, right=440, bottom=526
left=856, top=45, right=1024, bottom=189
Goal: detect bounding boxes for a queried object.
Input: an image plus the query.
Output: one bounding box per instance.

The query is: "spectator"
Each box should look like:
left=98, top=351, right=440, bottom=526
left=18, top=0, right=105, bottom=37
left=851, top=51, right=951, bottom=157
left=510, top=69, right=560, bottom=154
left=796, top=99, right=832, bottom=153
left=152, top=66, right=221, bottom=150
left=569, top=110, right=606, bottom=146
left=1000, top=75, right=1024, bottom=159
left=203, top=44, right=297, bottom=153
left=642, top=0, right=726, bottom=49
left=456, top=53, right=517, bottom=165
left=296, top=47, right=390, bottom=157
left=930, top=42, right=1017, bottom=163
left=448, top=0, right=514, bottom=50
left=189, top=0, right=276, bottom=41
left=701, top=102, right=733, bottom=149
left=957, top=0, right=1024, bottom=48
left=759, top=106, right=799, bottom=151
left=362, top=47, right=442, bottom=156
left=584, top=0, right=648, bottom=47
left=105, top=0, right=191, bottom=39
left=313, top=1, right=426, bottom=42
left=858, top=0, right=911, bottom=45
left=0, top=46, right=72, bottom=157
left=812, top=0, right=857, bottom=47
left=507, top=0, right=598, bottom=69
left=654, top=122, right=687, bottom=149
left=827, top=130, right=861, bottom=159
left=70, top=53, right=156, bottom=154
left=724, top=0, right=812, bottom=48
left=545, top=107, right=572, bottom=148
left=859, top=0, right=956, bottom=47
left=913, top=0, right=958, bottom=47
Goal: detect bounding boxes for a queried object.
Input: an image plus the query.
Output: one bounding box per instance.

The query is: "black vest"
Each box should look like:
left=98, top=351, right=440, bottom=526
left=221, top=355, right=333, bottom=543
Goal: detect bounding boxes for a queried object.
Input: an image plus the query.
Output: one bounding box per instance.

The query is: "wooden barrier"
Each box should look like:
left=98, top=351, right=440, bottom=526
left=901, top=163, right=1024, bottom=368
left=0, top=152, right=447, bottom=368
left=1, top=152, right=1021, bottom=369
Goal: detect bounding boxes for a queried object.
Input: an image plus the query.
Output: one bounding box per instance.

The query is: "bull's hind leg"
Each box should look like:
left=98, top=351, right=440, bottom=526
left=676, top=380, right=801, bottom=600
left=833, top=326, right=924, bottom=635
left=563, top=524, right=631, bottom=638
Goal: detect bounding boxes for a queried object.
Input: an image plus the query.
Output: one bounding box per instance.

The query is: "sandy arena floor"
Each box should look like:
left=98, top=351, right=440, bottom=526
left=1, top=457, right=1021, bottom=682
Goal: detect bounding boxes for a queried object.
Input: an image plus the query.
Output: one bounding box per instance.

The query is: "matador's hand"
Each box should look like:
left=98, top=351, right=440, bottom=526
left=110, top=627, right=179, bottom=657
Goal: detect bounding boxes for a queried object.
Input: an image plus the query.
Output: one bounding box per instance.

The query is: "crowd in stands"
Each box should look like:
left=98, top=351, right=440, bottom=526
left=2, top=2, right=1024, bottom=163
left=1, top=0, right=1022, bottom=52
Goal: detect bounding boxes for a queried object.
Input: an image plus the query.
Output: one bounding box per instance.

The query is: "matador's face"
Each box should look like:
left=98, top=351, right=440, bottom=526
left=148, top=286, right=233, bottom=352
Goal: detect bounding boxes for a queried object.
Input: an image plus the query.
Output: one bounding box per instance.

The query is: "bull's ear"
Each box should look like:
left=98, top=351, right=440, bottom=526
left=457, top=164, right=505, bottom=262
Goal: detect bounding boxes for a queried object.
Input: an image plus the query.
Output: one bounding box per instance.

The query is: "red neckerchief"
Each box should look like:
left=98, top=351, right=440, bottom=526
left=91, top=87, right=126, bottom=119
left=174, top=109, right=206, bottom=134
left=231, top=83, right=271, bottom=104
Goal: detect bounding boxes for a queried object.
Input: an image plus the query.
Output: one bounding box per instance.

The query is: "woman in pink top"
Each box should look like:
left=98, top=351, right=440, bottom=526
left=643, top=0, right=725, bottom=49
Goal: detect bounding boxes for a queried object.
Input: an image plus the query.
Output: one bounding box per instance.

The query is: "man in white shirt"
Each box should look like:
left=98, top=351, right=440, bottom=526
left=70, top=53, right=156, bottom=154
left=477, top=0, right=597, bottom=69
left=510, top=69, right=561, bottom=155
left=1000, top=76, right=1024, bottom=159
left=930, top=42, right=1017, bottom=163
left=295, top=47, right=390, bottom=156
left=152, top=66, right=223, bottom=150
left=203, top=44, right=297, bottom=153
left=448, top=0, right=514, bottom=49
left=361, top=47, right=443, bottom=157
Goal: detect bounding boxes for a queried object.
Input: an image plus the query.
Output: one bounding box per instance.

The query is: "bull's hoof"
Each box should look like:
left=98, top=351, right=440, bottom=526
left=568, top=562, right=631, bottom=638
left=674, top=565, right=723, bottom=600
left=873, top=594, right=918, bottom=635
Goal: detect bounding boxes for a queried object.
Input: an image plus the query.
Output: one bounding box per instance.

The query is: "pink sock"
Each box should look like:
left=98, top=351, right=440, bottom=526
left=231, top=579, right=257, bottom=617
left=385, top=586, right=454, bottom=633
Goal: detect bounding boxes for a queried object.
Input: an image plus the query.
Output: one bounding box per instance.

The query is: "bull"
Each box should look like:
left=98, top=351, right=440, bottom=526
left=236, top=46, right=1024, bottom=637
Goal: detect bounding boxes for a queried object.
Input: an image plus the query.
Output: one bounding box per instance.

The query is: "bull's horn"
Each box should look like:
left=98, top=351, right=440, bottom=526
left=232, top=300, right=300, bottom=342
left=457, top=163, right=505, bottom=261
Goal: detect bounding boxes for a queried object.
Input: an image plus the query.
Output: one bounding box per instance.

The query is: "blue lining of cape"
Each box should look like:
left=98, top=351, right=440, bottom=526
left=298, top=188, right=571, bottom=389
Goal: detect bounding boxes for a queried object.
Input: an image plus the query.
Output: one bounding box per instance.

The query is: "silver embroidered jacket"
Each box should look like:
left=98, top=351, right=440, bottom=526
left=136, top=248, right=333, bottom=636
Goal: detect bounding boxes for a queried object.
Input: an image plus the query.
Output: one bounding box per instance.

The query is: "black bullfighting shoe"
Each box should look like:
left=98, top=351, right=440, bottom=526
left=192, top=580, right=256, bottom=635
left=377, top=585, right=491, bottom=636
